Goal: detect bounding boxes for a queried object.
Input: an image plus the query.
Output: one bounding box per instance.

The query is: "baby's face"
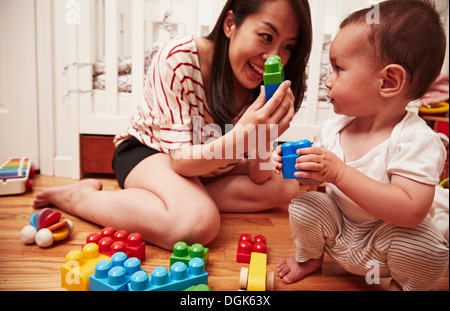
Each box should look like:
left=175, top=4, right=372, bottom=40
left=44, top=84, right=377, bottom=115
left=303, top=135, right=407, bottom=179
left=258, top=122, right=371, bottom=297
left=325, top=24, right=383, bottom=118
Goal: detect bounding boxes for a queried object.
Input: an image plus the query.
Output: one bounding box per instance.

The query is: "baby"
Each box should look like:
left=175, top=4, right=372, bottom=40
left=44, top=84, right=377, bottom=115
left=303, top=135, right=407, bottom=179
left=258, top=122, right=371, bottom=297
left=274, top=0, right=448, bottom=291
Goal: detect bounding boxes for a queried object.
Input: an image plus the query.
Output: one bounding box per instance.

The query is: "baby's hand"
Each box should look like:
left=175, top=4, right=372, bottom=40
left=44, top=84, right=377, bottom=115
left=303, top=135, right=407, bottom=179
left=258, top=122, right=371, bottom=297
left=294, top=147, right=346, bottom=183
left=272, top=144, right=283, bottom=175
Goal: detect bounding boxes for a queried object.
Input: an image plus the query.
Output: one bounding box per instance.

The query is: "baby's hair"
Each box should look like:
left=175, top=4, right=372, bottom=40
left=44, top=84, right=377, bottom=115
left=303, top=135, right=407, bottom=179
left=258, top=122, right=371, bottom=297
left=341, top=0, right=447, bottom=100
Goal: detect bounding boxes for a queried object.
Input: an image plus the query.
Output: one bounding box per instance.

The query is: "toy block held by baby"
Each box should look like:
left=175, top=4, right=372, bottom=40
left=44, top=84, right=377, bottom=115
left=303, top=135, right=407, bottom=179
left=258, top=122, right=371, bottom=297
left=281, top=140, right=312, bottom=179
left=236, top=233, right=267, bottom=264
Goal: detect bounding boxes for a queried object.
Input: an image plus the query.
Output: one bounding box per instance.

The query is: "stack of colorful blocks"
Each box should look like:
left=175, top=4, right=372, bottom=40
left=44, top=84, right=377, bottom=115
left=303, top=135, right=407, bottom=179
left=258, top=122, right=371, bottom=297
left=61, top=227, right=209, bottom=291
left=236, top=233, right=274, bottom=291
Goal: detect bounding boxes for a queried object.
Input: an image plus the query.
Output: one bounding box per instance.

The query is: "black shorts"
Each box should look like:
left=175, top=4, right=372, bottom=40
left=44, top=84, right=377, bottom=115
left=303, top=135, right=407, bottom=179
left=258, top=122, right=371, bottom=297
left=112, top=137, right=160, bottom=189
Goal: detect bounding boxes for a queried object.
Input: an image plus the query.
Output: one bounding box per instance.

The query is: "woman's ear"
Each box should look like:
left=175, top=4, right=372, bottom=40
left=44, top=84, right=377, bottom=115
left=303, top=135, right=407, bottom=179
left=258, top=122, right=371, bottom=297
left=223, top=10, right=235, bottom=39
left=379, top=64, right=407, bottom=98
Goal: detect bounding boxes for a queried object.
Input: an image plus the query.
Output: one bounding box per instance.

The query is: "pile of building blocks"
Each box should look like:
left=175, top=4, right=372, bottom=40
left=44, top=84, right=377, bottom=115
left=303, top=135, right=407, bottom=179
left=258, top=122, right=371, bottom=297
left=84, top=227, right=145, bottom=262
left=61, top=226, right=210, bottom=291
left=20, top=207, right=74, bottom=248
left=280, top=140, right=312, bottom=179
left=264, top=55, right=284, bottom=102
left=171, top=241, right=209, bottom=268
left=236, top=233, right=267, bottom=264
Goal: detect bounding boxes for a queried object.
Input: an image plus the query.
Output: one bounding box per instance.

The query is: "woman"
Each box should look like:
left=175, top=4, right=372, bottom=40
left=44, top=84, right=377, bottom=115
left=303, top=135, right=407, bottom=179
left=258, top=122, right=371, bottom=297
left=34, top=0, right=313, bottom=250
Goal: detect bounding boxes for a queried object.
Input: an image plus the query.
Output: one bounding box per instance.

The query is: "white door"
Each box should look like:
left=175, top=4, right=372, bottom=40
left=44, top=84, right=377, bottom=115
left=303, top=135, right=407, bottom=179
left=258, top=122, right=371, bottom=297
left=0, top=0, right=39, bottom=167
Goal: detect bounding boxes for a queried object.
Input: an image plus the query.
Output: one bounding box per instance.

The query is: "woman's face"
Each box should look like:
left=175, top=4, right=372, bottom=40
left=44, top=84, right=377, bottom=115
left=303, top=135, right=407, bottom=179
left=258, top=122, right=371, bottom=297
left=224, top=0, right=299, bottom=95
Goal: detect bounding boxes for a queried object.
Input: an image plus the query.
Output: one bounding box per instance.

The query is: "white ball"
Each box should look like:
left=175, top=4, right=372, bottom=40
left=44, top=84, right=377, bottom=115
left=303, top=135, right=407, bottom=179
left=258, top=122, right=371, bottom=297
left=65, top=219, right=74, bottom=234
left=35, top=228, right=54, bottom=248
left=20, top=225, right=37, bottom=244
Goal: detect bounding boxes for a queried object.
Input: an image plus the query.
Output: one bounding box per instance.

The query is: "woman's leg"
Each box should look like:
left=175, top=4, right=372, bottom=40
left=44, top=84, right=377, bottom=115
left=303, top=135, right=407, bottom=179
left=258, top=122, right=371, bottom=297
left=203, top=171, right=299, bottom=213
left=33, top=154, right=220, bottom=250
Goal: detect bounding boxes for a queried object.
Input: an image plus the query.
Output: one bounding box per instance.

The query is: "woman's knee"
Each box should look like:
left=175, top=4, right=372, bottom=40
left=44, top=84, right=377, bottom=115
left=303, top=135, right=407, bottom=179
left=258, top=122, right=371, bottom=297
left=169, top=201, right=221, bottom=247
left=263, top=174, right=300, bottom=207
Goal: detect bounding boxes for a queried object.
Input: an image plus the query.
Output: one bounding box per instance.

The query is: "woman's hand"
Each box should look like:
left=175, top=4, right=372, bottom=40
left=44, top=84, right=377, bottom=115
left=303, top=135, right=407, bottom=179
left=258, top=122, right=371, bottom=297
left=237, top=81, right=294, bottom=131
left=235, top=81, right=295, bottom=153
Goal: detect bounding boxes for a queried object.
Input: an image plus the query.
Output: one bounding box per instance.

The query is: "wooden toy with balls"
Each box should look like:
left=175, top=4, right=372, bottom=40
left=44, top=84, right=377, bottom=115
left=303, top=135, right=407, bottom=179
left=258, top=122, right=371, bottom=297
left=20, top=208, right=74, bottom=247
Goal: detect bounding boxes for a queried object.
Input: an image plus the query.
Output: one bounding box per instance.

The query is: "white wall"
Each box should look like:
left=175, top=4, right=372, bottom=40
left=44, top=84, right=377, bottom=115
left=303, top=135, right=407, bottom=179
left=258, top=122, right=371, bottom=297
left=0, top=0, right=39, bottom=166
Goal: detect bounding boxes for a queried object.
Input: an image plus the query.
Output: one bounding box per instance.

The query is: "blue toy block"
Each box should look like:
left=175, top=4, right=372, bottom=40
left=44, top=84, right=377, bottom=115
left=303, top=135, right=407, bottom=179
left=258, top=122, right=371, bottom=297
left=89, top=252, right=143, bottom=291
left=265, top=83, right=282, bottom=102
left=264, top=55, right=284, bottom=102
left=281, top=140, right=312, bottom=179
left=127, top=258, right=208, bottom=291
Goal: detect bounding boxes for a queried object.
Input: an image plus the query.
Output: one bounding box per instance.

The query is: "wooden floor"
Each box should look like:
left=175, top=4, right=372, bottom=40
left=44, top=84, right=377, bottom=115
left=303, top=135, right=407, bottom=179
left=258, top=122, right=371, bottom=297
left=0, top=174, right=448, bottom=291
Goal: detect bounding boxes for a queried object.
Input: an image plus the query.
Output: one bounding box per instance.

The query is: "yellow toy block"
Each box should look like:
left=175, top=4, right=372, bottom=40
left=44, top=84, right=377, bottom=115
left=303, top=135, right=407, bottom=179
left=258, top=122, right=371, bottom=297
left=61, top=243, right=110, bottom=291
left=247, top=252, right=267, bottom=291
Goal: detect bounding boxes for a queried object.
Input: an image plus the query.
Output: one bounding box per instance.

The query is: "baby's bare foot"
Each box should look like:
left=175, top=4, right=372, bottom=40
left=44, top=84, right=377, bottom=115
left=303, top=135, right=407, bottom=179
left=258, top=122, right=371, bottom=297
left=277, top=256, right=323, bottom=284
left=33, top=179, right=102, bottom=214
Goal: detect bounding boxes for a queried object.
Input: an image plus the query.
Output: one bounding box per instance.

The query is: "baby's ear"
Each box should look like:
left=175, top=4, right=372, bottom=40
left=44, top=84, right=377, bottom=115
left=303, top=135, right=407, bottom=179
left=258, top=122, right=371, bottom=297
left=379, top=64, right=407, bottom=98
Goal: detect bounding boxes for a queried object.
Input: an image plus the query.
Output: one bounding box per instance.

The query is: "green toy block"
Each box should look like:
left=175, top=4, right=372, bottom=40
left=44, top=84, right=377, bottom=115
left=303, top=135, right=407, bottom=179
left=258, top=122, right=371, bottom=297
left=184, top=284, right=211, bottom=291
left=170, top=242, right=209, bottom=268
left=263, top=55, right=284, bottom=85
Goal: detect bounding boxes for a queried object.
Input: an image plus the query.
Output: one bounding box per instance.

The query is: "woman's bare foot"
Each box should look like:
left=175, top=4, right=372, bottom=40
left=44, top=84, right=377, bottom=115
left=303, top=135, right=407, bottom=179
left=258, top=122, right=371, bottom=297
left=277, top=256, right=323, bottom=284
left=33, top=179, right=102, bottom=214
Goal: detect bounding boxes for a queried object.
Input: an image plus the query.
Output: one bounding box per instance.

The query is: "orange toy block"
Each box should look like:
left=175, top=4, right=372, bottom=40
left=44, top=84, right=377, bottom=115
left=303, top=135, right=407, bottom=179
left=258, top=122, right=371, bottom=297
left=61, top=243, right=110, bottom=291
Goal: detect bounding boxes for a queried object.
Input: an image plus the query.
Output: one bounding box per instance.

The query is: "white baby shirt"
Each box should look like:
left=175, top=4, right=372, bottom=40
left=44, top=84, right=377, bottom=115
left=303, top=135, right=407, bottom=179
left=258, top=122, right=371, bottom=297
left=314, top=110, right=447, bottom=224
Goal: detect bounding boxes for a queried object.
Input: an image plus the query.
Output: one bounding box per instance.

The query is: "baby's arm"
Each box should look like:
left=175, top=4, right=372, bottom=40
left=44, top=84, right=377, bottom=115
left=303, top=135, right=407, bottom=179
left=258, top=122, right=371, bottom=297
left=295, top=147, right=435, bottom=228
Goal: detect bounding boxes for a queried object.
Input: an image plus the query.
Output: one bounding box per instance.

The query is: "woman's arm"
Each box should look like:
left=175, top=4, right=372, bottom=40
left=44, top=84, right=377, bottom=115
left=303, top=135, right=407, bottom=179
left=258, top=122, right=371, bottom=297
left=170, top=129, right=243, bottom=177
left=172, top=81, right=295, bottom=179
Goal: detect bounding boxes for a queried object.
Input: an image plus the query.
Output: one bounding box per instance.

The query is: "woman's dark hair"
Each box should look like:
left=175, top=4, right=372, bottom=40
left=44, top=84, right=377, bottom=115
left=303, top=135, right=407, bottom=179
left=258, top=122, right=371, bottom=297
left=206, top=0, right=312, bottom=130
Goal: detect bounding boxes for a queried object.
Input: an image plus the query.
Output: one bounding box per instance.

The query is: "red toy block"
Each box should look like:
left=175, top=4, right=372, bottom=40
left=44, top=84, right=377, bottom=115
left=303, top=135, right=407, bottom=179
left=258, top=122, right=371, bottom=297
left=236, top=233, right=267, bottom=264
left=84, top=227, right=146, bottom=262
left=126, top=232, right=145, bottom=262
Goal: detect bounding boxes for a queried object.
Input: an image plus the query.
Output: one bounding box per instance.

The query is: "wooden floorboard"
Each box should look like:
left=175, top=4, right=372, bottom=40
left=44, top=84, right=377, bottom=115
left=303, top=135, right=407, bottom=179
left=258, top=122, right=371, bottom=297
left=0, top=175, right=448, bottom=291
